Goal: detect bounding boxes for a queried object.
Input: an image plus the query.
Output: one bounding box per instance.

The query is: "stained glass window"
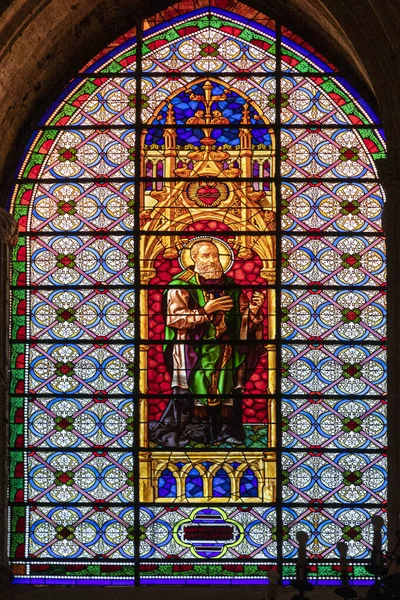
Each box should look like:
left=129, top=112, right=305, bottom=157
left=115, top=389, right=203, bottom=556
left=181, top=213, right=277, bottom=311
left=8, top=0, right=386, bottom=586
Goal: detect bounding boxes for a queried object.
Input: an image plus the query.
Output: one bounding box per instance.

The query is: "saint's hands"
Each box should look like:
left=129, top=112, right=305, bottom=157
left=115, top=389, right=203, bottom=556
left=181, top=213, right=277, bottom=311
left=204, top=293, right=264, bottom=316
left=204, top=296, right=234, bottom=315
left=249, top=291, right=264, bottom=314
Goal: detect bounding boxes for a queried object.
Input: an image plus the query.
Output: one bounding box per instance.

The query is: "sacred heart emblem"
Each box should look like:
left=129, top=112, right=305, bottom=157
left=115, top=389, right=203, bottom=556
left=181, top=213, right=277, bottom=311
left=197, top=184, right=220, bottom=205
left=186, top=181, right=230, bottom=207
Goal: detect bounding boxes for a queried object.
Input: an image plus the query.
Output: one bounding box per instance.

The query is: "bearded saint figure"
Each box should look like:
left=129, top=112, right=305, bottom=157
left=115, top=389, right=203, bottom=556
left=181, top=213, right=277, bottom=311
left=149, top=239, right=265, bottom=448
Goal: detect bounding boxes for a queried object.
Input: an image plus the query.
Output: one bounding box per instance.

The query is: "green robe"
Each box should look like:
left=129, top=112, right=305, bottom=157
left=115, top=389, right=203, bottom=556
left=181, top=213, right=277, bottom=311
left=163, top=269, right=254, bottom=406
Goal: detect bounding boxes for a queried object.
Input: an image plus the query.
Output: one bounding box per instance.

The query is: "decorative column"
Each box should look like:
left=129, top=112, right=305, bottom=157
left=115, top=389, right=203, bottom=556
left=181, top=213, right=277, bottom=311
left=138, top=267, right=156, bottom=502
left=239, top=103, right=252, bottom=178
left=237, top=103, right=253, bottom=259
left=261, top=267, right=276, bottom=400
left=162, top=104, right=178, bottom=259
left=0, top=208, right=18, bottom=589
left=139, top=267, right=157, bottom=445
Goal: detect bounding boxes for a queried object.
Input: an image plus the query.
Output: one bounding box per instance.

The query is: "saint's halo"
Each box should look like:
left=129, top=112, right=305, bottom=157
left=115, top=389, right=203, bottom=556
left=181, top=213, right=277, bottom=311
left=179, top=236, right=234, bottom=273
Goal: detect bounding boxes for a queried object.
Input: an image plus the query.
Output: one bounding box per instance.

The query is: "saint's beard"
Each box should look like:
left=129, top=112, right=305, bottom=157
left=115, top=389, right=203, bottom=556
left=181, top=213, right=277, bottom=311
left=195, top=263, right=223, bottom=280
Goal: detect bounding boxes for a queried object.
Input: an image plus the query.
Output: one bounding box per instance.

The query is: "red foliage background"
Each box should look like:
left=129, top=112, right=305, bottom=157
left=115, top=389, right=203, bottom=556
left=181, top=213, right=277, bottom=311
left=145, top=222, right=270, bottom=423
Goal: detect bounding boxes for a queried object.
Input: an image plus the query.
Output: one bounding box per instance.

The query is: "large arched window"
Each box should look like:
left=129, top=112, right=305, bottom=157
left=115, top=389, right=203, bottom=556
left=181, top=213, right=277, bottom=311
left=8, top=0, right=386, bottom=586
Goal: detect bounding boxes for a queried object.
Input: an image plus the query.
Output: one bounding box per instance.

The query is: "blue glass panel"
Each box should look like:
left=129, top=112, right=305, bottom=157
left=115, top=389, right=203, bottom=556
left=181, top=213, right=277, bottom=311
left=186, top=468, right=203, bottom=498
left=240, top=468, right=258, bottom=497
left=158, top=468, right=177, bottom=498
left=212, top=468, right=231, bottom=497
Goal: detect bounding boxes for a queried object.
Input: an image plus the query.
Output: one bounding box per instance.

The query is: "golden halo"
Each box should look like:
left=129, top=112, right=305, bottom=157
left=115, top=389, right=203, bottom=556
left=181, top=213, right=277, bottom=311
left=178, top=236, right=234, bottom=273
